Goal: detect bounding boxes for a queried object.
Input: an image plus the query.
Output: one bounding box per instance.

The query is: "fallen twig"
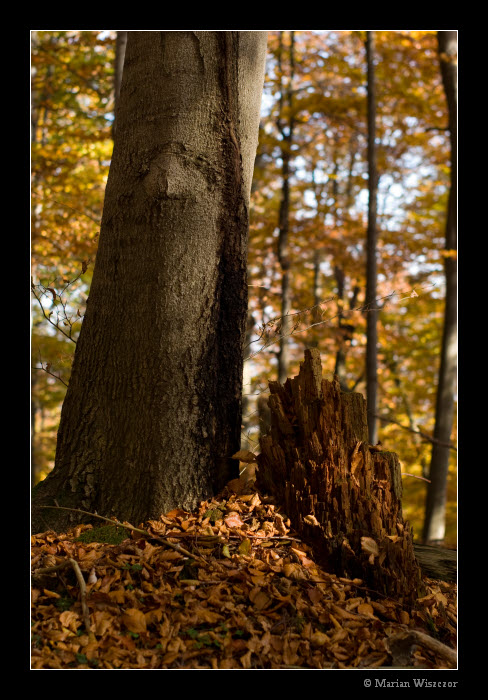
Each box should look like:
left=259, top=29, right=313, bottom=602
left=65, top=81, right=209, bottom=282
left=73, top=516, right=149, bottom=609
left=387, top=626, right=457, bottom=667
left=37, top=505, right=212, bottom=568
left=32, top=556, right=92, bottom=636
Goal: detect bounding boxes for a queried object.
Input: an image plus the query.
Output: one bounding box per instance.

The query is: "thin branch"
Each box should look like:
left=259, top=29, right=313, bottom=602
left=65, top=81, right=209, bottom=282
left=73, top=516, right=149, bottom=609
left=373, top=412, right=457, bottom=452
left=32, top=190, right=101, bottom=225
left=245, top=283, right=437, bottom=362
left=37, top=505, right=212, bottom=567
left=31, top=283, right=77, bottom=343
left=69, top=558, right=92, bottom=634
left=402, top=473, right=431, bottom=483
left=32, top=364, right=69, bottom=387
left=32, top=557, right=92, bottom=635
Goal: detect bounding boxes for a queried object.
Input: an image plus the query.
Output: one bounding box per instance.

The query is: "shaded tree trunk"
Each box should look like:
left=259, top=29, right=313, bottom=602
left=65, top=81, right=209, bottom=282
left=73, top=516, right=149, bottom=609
left=364, top=31, right=379, bottom=445
left=241, top=311, right=256, bottom=451
left=422, top=31, right=457, bottom=543
left=31, top=371, right=38, bottom=486
left=334, top=266, right=360, bottom=391
left=310, top=249, right=322, bottom=348
left=32, top=31, right=267, bottom=534
left=276, top=31, right=295, bottom=384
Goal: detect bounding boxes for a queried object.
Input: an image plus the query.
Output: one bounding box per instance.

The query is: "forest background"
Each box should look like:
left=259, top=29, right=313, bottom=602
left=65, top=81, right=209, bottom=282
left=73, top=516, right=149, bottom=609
left=30, top=30, right=457, bottom=547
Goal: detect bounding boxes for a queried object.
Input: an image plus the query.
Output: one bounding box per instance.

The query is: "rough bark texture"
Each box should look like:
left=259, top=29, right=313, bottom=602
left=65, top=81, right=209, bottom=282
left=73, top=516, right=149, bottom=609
left=256, top=349, right=423, bottom=605
left=32, top=31, right=267, bottom=534
left=422, top=31, right=457, bottom=543
left=413, top=543, right=456, bottom=583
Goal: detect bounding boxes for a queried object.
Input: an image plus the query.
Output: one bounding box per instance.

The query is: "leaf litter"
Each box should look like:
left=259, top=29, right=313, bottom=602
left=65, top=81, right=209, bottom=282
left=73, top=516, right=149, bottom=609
left=31, top=478, right=456, bottom=670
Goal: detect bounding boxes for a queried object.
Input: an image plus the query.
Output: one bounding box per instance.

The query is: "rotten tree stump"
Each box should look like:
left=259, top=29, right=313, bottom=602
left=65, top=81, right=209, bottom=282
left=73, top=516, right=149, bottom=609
left=256, top=348, right=423, bottom=604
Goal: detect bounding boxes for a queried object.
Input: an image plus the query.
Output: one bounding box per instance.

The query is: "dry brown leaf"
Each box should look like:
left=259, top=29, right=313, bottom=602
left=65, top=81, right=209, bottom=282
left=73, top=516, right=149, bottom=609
left=121, top=608, right=147, bottom=634
left=231, top=450, right=258, bottom=463
left=93, top=610, right=114, bottom=636
left=31, top=483, right=457, bottom=670
left=310, top=630, right=330, bottom=647
left=357, top=603, right=375, bottom=617
left=224, top=512, right=245, bottom=528
left=59, top=610, right=81, bottom=632
left=249, top=587, right=272, bottom=610
left=361, top=537, right=379, bottom=558
left=283, top=562, right=307, bottom=580
left=350, top=441, right=364, bottom=474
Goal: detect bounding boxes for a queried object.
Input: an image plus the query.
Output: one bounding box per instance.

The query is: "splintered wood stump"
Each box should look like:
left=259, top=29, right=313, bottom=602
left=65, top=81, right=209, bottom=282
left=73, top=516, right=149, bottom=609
left=256, top=348, right=423, bottom=604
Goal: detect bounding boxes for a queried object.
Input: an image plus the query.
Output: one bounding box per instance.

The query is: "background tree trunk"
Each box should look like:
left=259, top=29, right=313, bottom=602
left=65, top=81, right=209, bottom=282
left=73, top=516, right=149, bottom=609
left=422, top=31, right=457, bottom=543
left=32, top=31, right=267, bottom=534
left=277, top=31, right=295, bottom=384
left=365, top=31, right=379, bottom=445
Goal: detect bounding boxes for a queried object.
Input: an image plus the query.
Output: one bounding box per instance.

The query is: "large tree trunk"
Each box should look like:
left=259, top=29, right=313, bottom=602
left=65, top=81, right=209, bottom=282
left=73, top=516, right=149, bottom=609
left=256, top=349, right=423, bottom=605
left=422, top=31, right=457, bottom=543
left=32, top=31, right=267, bottom=534
left=364, top=31, right=379, bottom=445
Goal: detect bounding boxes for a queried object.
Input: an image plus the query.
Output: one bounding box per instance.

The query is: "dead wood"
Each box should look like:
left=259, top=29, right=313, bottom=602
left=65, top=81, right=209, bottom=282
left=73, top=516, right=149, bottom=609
left=256, top=348, right=423, bottom=605
left=413, top=543, right=457, bottom=583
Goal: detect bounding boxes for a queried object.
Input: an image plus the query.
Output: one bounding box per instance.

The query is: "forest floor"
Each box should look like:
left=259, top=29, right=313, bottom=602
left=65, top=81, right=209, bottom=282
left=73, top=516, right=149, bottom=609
left=31, top=476, right=457, bottom=670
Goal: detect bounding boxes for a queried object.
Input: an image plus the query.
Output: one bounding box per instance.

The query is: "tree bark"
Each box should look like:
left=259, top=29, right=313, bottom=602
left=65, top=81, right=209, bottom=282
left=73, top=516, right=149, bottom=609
left=364, top=31, right=379, bottom=445
left=32, top=31, right=267, bottom=534
left=413, top=543, right=456, bottom=583
left=256, top=348, right=423, bottom=605
left=422, top=31, right=457, bottom=543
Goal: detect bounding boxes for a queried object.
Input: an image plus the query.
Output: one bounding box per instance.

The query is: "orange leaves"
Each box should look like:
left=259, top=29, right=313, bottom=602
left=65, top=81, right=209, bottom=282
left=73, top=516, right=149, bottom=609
left=31, top=486, right=457, bottom=669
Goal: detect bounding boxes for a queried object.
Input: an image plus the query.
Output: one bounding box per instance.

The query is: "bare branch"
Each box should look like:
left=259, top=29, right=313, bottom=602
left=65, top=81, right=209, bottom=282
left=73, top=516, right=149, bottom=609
left=373, top=412, right=457, bottom=452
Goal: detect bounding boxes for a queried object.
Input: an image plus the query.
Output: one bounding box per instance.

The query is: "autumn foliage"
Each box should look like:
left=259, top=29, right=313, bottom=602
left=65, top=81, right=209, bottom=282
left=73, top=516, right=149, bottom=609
left=31, top=30, right=457, bottom=670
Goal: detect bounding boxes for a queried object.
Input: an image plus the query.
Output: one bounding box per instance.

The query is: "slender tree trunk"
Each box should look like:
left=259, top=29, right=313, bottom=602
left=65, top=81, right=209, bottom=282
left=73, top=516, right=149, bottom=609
left=364, top=31, right=379, bottom=445
left=31, top=372, right=38, bottom=486
left=277, top=31, right=295, bottom=384
left=32, top=31, right=267, bottom=533
left=422, top=31, right=457, bottom=543
left=333, top=138, right=359, bottom=388
left=241, top=311, right=256, bottom=451
left=310, top=249, right=322, bottom=348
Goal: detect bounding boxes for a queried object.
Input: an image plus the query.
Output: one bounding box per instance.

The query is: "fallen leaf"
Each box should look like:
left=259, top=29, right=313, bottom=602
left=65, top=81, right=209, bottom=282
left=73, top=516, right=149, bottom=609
left=225, top=512, right=245, bottom=528
left=122, top=608, right=147, bottom=634
left=249, top=587, right=272, bottom=610
left=350, top=441, right=364, bottom=473
left=361, top=537, right=379, bottom=558
left=283, top=562, right=307, bottom=580
left=357, top=603, right=375, bottom=617
left=231, top=450, right=257, bottom=463
left=59, top=610, right=80, bottom=632
left=238, top=538, right=251, bottom=555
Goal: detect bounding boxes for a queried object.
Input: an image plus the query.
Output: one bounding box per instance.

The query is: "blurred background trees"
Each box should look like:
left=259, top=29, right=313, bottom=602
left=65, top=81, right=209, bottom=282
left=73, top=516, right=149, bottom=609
left=31, top=30, right=457, bottom=546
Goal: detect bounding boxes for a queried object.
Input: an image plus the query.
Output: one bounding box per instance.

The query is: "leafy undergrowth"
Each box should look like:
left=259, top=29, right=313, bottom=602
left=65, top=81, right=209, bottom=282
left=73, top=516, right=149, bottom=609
left=31, top=480, right=457, bottom=670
